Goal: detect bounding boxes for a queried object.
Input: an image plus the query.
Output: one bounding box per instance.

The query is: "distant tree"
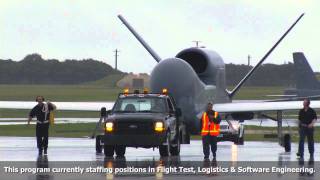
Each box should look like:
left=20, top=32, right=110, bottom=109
left=0, top=54, right=304, bottom=86
left=225, top=62, right=295, bottom=86
left=0, top=53, right=123, bottom=84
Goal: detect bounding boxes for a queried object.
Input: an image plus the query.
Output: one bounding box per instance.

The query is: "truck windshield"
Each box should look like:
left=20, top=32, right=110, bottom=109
left=113, top=97, right=167, bottom=113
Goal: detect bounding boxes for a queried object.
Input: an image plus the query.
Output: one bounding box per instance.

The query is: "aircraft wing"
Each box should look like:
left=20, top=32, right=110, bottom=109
left=2, top=100, right=319, bottom=114
left=213, top=100, right=320, bottom=113
left=265, top=95, right=297, bottom=97
left=0, top=101, right=114, bottom=111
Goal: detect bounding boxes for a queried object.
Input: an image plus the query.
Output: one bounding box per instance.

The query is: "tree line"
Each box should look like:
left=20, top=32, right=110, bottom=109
left=225, top=63, right=296, bottom=86
left=0, top=53, right=122, bottom=84
left=0, top=53, right=312, bottom=86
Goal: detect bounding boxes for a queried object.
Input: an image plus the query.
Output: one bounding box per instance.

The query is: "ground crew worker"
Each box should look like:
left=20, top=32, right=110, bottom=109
left=200, top=102, right=221, bottom=160
left=297, top=98, right=317, bottom=159
left=28, top=96, right=56, bottom=156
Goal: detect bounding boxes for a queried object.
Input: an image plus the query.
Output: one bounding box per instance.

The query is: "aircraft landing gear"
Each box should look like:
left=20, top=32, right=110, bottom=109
left=283, top=134, right=291, bottom=152
left=276, top=110, right=291, bottom=152
left=262, top=110, right=291, bottom=152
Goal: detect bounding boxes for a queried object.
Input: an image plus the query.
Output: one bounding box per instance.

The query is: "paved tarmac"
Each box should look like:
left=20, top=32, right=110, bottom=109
left=0, top=137, right=318, bottom=179
left=0, top=137, right=319, bottom=161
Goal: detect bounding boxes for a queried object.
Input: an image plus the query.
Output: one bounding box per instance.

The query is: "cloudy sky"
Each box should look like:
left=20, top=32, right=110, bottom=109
left=0, top=0, right=319, bottom=73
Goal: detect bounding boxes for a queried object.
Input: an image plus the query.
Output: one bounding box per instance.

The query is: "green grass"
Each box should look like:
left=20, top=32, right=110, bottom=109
left=83, top=74, right=125, bottom=87
left=0, top=109, right=100, bottom=118
left=0, top=85, right=283, bottom=102
left=0, top=84, right=121, bottom=101
left=0, top=73, right=124, bottom=101
left=0, top=123, right=98, bottom=138
left=231, top=86, right=285, bottom=100
left=0, top=84, right=284, bottom=101
left=0, top=84, right=119, bottom=118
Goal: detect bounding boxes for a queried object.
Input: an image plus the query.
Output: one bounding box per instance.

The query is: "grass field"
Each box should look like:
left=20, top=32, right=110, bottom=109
left=0, top=109, right=100, bottom=118
left=0, top=84, right=119, bottom=118
left=0, top=123, right=97, bottom=138
left=0, top=73, right=124, bottom=101
left=0, top=83, right=285, bottom=101
left=231, top=86, right=285, bottom=100
left=0, top=85, right=120, bottom=101
left=0, top=123, right=318, bottom=142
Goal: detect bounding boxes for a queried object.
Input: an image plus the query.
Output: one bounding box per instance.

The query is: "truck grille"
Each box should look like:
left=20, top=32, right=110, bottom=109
left=115, top=121, right=154, bottom=135
left=220, top=125, right=229, bottom=130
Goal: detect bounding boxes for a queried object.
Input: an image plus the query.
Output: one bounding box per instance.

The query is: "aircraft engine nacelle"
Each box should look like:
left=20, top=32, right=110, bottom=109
left=176, top=48, right=225, bottom=86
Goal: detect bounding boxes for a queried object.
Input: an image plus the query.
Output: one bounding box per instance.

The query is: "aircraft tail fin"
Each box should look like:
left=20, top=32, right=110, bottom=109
left=293, top=52, right=320, bottom=89
left=227, top=13, right=304, bottom=98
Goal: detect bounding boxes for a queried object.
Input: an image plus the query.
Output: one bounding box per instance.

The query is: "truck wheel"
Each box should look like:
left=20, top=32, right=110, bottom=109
left=170, top=133, right=181, bottom=156
left=96, top=135, right=102, bottom=153
left=233, top=136, right=238, bottom=145
left=159, top=131, right=171, bottom=157
left=238, top=136, right=244, bottom=145
left=104, top=145, right=114, bottom=157
left=115, top=145, right=126, bottom=157
left=238, top=128, right=244, bottom=145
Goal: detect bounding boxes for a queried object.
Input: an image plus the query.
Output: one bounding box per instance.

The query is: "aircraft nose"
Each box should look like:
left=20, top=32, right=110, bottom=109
left=150, top=58, right=203, bottom=98
left=150, top=58, right=204, bottom=134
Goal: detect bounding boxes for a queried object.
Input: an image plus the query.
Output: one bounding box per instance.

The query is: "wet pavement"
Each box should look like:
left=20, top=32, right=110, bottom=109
left=0, top=137, right=318, bottom=161
left=0, top=137, right=319, bottom=179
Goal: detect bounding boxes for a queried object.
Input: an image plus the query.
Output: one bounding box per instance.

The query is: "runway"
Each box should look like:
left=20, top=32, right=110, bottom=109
left=0, top=137, right=318, bottom=179
left=0, top=137, right=319, bottom=161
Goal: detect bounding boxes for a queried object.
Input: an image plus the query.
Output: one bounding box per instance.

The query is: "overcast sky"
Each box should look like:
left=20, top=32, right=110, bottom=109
left=0, top=0, right=319, bottom=73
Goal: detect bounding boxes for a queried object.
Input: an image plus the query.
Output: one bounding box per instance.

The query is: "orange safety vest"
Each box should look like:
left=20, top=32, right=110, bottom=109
left=201, top=111, right=220, bottom=136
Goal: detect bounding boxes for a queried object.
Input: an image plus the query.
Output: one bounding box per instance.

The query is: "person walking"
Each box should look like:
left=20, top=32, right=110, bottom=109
left=28, top=96, right=56, bottom=156
left=297, top=99, right=317, bottom=159
left=200, top=102, right=221, bottom=161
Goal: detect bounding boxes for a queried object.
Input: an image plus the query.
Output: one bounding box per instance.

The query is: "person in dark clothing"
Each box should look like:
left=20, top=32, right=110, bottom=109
left=28, top=96, right=56, bottom=156
left=200, top=102, right=221, bottom=161
left=297, top=99, right=317, bottom=159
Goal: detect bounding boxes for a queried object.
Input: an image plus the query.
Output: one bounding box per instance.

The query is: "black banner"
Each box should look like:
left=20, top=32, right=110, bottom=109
left=0, top=159, right=318, bottom=180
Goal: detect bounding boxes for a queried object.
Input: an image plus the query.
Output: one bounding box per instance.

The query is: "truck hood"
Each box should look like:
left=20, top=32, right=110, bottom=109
left=108, top=113, right=167, bottom=121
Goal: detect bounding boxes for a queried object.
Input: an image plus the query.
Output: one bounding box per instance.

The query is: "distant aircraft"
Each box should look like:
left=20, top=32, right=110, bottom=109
left=1, top=13, right=319, bottom=152
left=267, top=52, right=320, bottom=100
left=285, top=52, right=320, bottom=96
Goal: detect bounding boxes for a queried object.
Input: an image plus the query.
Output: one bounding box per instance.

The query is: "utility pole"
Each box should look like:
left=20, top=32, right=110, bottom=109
left=192, top=40, right=201, bottom=48
left=247, top=54, right=251, bottom=66
left=114, top=49, right=120, bottom=70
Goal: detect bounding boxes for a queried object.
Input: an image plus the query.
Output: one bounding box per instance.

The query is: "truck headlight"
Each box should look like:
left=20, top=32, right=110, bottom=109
left=154, top=121, right=164, bottom=132
left=105, top=122, right=114, bottom=132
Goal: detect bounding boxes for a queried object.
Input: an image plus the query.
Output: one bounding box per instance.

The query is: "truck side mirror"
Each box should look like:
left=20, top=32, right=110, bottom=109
left=106, top=110, right=112, bottom=115
left=175, top=108, right=182, bottom=117
left=100, top=108, right=112, bottom=117
left=100, top=107, right=107, bottom=117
